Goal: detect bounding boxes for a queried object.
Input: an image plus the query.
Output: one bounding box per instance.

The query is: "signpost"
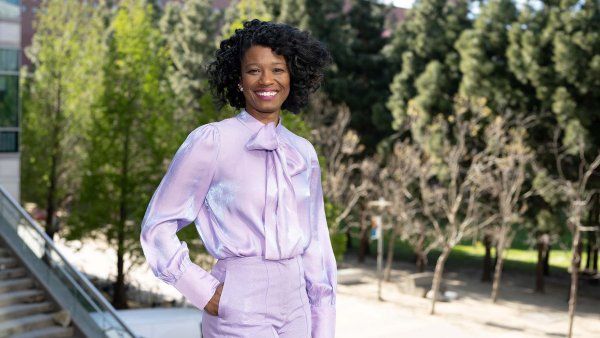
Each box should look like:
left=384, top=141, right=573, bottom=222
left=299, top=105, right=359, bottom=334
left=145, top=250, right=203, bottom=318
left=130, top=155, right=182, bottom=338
left=367, top=197, right=392, bottom=301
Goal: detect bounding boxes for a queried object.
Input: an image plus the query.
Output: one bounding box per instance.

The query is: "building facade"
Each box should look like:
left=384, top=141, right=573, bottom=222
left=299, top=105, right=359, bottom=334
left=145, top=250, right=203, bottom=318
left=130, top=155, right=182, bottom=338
left=0, top=0, right=20, bottom=201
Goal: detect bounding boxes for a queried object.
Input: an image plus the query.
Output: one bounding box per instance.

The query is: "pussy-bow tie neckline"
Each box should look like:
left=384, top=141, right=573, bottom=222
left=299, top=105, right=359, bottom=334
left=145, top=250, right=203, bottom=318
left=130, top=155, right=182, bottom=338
left=243, top=117, right=307, bottom=260
left=245, top=120, right=307, bottom=176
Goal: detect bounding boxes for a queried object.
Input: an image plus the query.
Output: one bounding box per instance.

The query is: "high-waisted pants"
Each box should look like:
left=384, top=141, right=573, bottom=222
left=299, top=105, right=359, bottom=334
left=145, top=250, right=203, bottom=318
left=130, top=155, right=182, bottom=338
left=201, top=256, right=312, bottom=338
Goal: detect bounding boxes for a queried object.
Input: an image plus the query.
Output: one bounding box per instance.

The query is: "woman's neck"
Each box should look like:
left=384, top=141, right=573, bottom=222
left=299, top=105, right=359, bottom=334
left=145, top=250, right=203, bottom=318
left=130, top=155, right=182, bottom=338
left=246, top=109, right=280, bottom=126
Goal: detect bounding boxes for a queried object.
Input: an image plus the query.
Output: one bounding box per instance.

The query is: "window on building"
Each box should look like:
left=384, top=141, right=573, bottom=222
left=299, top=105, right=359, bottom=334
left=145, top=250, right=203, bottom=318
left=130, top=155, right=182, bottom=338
left=0, top=130, right=17, bottom=152
left=0, top=75, right=18, bottom=128
left=0, top=0, right=20, bottom=20
left=0, top=48, right=18, bottom=72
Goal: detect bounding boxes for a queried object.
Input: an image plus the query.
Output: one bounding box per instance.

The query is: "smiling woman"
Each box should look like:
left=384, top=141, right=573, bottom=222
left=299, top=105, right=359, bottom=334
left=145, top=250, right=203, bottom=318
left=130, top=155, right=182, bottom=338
left=240, top=45, right=291, bottom=119
left=140, top=19, right=336, bottom=338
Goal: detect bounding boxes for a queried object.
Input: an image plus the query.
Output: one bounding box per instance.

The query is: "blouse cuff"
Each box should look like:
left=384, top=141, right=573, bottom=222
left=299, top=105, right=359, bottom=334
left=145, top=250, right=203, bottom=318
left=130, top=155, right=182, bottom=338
left=311, top=304, right=336, bottom=338
left=173, top=258, right=220, bottom=311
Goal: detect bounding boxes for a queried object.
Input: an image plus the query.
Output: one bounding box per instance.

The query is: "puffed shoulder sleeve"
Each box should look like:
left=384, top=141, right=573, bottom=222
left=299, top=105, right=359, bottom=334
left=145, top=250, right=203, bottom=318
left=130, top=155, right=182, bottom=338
left=140, top=124, right=221, bottom=311
left=301, top=144, right=337, bottom=338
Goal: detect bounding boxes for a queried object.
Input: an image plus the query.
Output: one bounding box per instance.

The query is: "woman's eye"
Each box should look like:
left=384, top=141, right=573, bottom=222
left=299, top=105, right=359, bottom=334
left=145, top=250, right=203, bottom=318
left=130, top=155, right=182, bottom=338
left=273, top=68, right=285, bottom=73
left=247, top=69, right=260, bottom=74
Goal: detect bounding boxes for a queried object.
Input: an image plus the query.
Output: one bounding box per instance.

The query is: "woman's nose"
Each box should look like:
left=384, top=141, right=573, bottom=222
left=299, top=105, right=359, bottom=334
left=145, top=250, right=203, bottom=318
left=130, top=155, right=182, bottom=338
left=259, top=71, right=274, bottom=85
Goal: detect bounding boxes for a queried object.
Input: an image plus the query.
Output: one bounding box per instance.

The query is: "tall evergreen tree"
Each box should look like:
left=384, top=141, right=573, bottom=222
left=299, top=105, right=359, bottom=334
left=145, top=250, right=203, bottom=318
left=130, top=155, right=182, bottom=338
left=507, top=0, right=600, bottom=155
left=307, top=0, right=393, bottom=150
left=69, top=0, right=175, bottom=309
left=386, top=0, right=471, bottom=143
left=455, top=0, right=531, bottom=112
left=21, top=0, right=106, bottom=241
left=160, top=0, right=223, bottom=127
left=508, top=0, right=600, bottom=304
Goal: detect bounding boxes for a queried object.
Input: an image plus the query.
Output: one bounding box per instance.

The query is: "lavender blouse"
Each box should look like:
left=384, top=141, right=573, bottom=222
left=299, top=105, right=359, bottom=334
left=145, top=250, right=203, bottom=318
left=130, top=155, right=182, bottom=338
left=140, top=110, right=337, bottom=337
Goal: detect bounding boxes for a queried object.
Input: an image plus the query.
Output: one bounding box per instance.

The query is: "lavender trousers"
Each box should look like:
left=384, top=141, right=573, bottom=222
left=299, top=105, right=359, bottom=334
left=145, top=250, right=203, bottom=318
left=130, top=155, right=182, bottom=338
left=201, top=256, right=312, bottom=338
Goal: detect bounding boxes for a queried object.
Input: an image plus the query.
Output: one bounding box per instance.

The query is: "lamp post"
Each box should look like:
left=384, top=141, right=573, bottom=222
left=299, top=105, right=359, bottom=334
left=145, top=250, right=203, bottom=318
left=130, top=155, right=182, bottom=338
left=368, top=197, right=392, bottom=301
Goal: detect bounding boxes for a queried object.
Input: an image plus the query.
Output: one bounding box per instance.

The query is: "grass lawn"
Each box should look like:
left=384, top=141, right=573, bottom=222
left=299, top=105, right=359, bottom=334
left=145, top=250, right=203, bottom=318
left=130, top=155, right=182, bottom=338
left=347, top=232, right=591, bottom=274
left=452, top=242, right=588, bottom=270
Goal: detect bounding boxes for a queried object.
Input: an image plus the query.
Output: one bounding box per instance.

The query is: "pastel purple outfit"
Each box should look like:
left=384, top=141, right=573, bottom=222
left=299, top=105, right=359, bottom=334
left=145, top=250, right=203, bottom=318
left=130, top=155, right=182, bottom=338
left=140, top=110, right=337, bottom=337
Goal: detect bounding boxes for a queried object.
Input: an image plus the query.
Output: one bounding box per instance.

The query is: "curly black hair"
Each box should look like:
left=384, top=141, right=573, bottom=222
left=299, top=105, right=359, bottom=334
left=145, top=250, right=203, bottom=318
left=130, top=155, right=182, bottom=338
left=207, top=19, right=331, bottom=114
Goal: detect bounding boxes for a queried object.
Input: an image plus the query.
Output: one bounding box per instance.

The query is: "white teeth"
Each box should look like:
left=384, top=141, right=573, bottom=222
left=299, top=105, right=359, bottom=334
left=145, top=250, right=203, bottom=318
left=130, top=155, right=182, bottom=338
left=256, top=91, right=277, bottom=97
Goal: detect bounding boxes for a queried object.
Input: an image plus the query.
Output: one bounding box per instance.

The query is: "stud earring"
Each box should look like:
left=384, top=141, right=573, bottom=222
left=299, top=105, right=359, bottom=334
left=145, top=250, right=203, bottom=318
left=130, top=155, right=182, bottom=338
left=238, top=84, right=243, bottom=92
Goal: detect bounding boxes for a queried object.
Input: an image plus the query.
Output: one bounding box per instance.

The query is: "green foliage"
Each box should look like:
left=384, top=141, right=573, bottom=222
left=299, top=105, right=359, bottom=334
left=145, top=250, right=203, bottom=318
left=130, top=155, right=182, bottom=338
left=308, top=0, right=393, bottom=150
left=160, top=0, right=224, bottom=128
left=455, top=0, right=531, bottom=112
left=68, top=0, right=175, bottom=259
left=222, top=0, right=272, bottom=38
left=276, top=0, right=308, bottom=28
left=386, top=0, right=470, bottom=135
left=20, top=0, right=106, bottom=212
left=507, top=0, right=600, bottom=154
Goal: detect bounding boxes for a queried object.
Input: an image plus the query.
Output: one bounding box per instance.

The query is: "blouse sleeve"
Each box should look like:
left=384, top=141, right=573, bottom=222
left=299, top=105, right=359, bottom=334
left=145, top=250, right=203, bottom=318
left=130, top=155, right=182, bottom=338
left=140, top=124, right=221, bottom=311
left=302, top=146, right=337, bottom=338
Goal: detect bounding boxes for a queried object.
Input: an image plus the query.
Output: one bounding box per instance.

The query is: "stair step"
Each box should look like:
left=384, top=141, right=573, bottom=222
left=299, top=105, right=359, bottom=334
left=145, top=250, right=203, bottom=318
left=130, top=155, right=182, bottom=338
left=0, top=313, right=57, bottom=336
left=0, top=302, right=54, bottom=322
left=0, top=289, right=45, bottom=307
left=0, top=277, right=35, bottom=293
left=11, top=325, right=74, bottom=338
left=0, top=267, right=27, bottom=280
left=0, top=257, right=18, bottom=269
left=0, top=248, right=11, bottom=257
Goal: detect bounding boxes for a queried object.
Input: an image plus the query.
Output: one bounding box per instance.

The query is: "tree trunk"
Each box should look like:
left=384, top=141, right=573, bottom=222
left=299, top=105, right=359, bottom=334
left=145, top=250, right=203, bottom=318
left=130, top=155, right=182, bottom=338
left=535, top=234, right=550, bottom=293
left=543, top=244, right=551, bottom=276
left=42, top=74, right=63, bottom=265
left=44, top=76, right=63, bottom=243
left=491, top=228, right=508, bottom=303
left=113, top=125, right=130, bottom=310
left=593, top=230, right=599, bottom=273
left=429, top=245, right=451, bottom=315
left=567, top=227, right=582, bottom=338
left=384, top=225, right=399, bottom=281
left=482, top=233, right=493, bottom=282
left=589, top=194, right=599, bottom=274
left=415, top=224, right=426, bottom=272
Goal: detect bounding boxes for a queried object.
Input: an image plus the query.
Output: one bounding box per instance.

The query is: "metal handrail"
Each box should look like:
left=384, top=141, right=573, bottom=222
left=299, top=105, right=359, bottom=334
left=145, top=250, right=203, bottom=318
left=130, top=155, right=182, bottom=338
left=0, top=185, right=138, bottom=337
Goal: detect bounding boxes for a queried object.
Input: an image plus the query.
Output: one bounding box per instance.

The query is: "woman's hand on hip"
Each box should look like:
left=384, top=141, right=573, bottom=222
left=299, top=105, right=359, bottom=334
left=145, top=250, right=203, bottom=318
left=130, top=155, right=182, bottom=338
left=204, top=283, right=223, bottom=316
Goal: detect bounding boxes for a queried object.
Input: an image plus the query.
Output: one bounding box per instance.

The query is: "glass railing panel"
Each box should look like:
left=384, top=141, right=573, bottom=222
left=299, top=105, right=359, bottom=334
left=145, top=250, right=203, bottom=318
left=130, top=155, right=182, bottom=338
left=0, top=186, right=137, bottom=338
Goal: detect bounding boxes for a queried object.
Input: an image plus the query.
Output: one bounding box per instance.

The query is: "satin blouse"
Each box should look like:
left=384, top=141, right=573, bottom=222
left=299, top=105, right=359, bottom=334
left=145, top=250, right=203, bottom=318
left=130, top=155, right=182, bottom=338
left=140, top=110, right=337, bottom=338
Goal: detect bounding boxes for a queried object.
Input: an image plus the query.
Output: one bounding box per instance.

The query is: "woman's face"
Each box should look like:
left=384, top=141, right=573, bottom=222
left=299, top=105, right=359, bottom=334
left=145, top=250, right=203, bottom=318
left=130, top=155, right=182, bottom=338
left=240, top=45, right=290, bottom=117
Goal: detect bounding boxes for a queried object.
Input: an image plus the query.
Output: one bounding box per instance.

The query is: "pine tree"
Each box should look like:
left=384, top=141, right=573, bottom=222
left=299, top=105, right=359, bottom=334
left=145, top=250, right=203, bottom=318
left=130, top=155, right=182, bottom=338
left=307, top=0, right=393, bottom=150
left=160, top=0, right=223, bottom=127
left=455, top=0, right=530, bottom=111
left=507, top=0, right=600, bottom=155
left=386, top=0, right=471, bottom=139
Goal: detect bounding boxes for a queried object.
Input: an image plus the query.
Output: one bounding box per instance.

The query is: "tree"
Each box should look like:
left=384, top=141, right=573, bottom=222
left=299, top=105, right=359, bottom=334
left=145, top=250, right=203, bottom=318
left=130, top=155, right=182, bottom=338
left=386, top=0, right=471, bottom=136
left=413, top=97, right=497, bottom=315
left=508, top=0, right=600, bottom=296
left=21, top=0, right=106, bottom=241
left=276, top=0, right=308, bottom=28
left=471, top=113, right=534, bottom=302
left=68, top=0, right=175, bottom=309
left=304, top=94, right=379, bottom=263
left=455, top=0, right=532, bottom=113
left=221, top=0, right=272, bottom=38
left=159, top=0, right=223, bottom=127
left=308, top=0, right=393, bottom=150
left=535, top=136, right=600, bottom=338
left=379, top=140, right=434, bottom=276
